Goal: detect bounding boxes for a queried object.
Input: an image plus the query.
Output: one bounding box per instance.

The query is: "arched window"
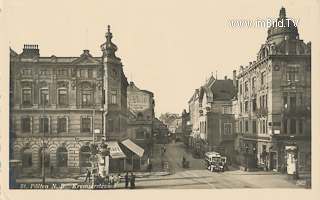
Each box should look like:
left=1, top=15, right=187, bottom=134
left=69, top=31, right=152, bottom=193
left=80, top=146, right=91, bottom=167
left=39, top=147, right=50, bottom=168
left=57, top=147, right=68, bottom=167
left=22, top=148, right=32, bottom=168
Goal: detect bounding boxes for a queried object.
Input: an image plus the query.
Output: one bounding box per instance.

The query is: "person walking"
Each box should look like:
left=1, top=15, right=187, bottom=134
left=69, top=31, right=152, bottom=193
left=124, top=172, right=129, bottom=188
left=129, top=172, right=135, bottom=189
left=109, top=175, right=115, bottom=189
left=85, top=169, right=91, bottom=182
left=148, top=162, right=152, bottom=172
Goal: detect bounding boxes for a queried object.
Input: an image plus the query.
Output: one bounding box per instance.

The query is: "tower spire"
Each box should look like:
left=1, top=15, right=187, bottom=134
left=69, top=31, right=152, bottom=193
left=279, top=7, right=286, bottom=18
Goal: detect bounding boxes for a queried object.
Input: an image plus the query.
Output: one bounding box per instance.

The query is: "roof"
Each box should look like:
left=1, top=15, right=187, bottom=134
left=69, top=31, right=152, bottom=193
left=211, top=80, right=237, bottom=101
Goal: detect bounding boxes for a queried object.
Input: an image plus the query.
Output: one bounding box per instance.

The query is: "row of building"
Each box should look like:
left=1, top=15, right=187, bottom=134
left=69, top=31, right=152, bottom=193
left=9, top=26, right=166, bottom=176
left=183, top=8, right=311, bottom=173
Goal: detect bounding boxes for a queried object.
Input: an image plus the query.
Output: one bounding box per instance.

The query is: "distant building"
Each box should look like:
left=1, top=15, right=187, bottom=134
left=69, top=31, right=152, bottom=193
left=181, top=109, right=192, bottom=146
left=153, top=118, right=169, bottom=144
left=189, top=75, right=237, bottom=159
left=127, top=82, right=155, bottom=159
left=236, top=8, right=311, bottom=172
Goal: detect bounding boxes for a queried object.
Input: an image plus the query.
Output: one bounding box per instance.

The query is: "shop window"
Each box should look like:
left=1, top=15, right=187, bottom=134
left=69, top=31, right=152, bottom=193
left=21, top=117, right=31, bottom=133
left=57, top=147, right=68, bottom=167
left=81, top=118, right=91, bottom=132
left=22, top=148, right=32, bottom=167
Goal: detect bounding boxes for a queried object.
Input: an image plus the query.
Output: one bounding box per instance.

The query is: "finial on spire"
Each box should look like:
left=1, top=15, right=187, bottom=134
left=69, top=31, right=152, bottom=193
left=279, top=7, right=286, bottom=18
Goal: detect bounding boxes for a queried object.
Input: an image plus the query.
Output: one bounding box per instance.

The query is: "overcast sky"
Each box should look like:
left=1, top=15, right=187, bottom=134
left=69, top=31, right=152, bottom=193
left=3, top=0, right=316, bottom=117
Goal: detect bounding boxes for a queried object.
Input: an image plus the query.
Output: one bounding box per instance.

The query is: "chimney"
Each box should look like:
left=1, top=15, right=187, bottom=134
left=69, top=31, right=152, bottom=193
left=20, top=44, right=40, bottom=58
left=233, top=70, right=237, bottom=87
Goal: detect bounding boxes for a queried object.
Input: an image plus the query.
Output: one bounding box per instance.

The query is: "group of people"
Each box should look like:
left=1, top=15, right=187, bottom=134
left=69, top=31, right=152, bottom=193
left=85, top=169, right=136, bottom=189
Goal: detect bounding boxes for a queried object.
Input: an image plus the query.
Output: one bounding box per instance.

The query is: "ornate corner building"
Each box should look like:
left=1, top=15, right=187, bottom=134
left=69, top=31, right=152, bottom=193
left=236, top=8, right=311, bottom=172
left=9, top=27, right=137, bottom=175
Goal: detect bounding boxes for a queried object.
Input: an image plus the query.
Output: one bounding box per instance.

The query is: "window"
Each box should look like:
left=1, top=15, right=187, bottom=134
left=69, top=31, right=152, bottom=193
left=240, top=121, right=242, bottom=133
left=287, top=67, right=299, bottom=81
left=82, top=90, right=91, bottom=105
left=58, top=118, right=67, bottom=133
left=40, top=89, right=49, bottom=105
left=136, top=131, right=144, bottom=140
left=245, top=81, right=248, bottom=92
left=262, top=120, right=266, bottom=134
left=239, top=83, right=242, bottom=94
left=298, top=93, right=303, bottom=106
left=262, top=95, right=265, bottom=108
left=245, top=101, right=248, bottom=112
left=57, top=147, right=68, bottom=167
left=22, top=89, right=32, bottom=105
left=266, top=94, right=268, bottom=108
left=224, top=123, right=232, bottom=135
left=22, top=148, right=32, bottom=168
left=88, top=69, right=93, bottom=78
left=261, top=71, right=266, bottom=85
left=80, top=69, right=85, bottom=77
left=40, top=69, right=50, bottom=76
left=290, top=96, right=296, bottom=110
left=22, top=118, right=30, bottom=133
left=252, top=120, right=257, bottom=133
left=39, top=118, right=49, bottom=133
left=252, top=77, right=256, bottom=89
left=58, top=69, right=67, bottom=76
left=111, top=90, right=117, bottom=104
left=245, top=121, right=248, bottom=132
left=299, top=119, right=303, bottom=134
left=283, top=119, right=287, bottom=134
left=252, top=99, right=257, bottom=111
left=81, top=118, right=91, bottom=132
left=222, top=106, right=232, bottom=114
left=58, top=90, right=67, bottom=106
left=290, top=119, right=296, bottom=134
left=22, top=69, right=31, bottom=75
left=240, top=102, right=242, bottom=113
left=283, top=93, right=288, bottom=107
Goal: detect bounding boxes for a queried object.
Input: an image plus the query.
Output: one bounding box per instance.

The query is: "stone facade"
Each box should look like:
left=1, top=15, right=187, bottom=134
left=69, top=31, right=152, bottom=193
left=236, top=8, right=311, bottom=173
left=10, top=26, right=130, bottom=175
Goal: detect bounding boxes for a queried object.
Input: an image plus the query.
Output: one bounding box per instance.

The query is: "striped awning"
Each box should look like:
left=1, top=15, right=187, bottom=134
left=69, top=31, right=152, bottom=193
left=105, top=141, right=126, bottom=159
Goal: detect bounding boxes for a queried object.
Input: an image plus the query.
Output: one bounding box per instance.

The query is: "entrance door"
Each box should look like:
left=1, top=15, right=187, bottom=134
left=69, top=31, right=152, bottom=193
left=270, top=152, right=277, bottom=171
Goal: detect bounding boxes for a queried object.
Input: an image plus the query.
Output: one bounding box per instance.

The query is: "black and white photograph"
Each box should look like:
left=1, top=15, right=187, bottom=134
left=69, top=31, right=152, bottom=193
left=1, top=0, right=319, bottom=199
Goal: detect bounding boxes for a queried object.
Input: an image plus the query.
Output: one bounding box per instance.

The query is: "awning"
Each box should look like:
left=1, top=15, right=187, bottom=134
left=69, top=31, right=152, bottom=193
left=105, top=141, right=126, bottom=159
left=121, top=139, right=144, bottom=157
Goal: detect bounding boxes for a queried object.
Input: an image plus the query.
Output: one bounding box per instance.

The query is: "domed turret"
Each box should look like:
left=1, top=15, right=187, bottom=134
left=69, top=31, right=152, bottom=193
left=267, top=7, right=299, bottom=41
left=101, top=25, right=118, bottom=57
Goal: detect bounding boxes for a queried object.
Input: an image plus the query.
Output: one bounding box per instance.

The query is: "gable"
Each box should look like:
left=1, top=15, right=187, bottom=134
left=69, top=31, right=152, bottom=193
left=71, top=56, right=101, bottom=65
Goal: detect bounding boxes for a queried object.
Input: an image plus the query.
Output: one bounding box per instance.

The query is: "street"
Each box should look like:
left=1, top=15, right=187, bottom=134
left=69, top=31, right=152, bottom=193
left=134, top=143, right=302, bottom=189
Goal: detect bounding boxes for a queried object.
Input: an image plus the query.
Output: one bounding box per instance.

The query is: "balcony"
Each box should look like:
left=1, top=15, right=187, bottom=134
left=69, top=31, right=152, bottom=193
left=283, top=106, right=310, bottom=117
left=255, top=107, right=268, bottom=117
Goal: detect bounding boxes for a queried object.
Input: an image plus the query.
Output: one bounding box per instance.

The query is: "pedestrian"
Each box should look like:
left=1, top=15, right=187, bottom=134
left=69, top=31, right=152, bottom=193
left=85, top=169, right=91, bottom=182
left=109, top=175, right=115, bottom=189
left=117, top=173, right=121, bottom=183
left=98, top=174, right=103, bottom=186
left=125, top=172, right=129, bottom=188
left=129, top=172, right=135, bottom=189
left=105, top=175, right=109, bottom=187
left=148, top=162, right=152, bottom=172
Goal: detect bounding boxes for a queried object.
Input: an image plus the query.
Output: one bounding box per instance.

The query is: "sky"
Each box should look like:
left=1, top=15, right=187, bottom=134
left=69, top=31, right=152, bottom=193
left=2, top=0, right=317, bottom=117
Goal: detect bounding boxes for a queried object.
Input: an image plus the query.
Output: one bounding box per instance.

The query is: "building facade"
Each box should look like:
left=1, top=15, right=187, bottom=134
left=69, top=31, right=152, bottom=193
left=9, top=27, right=133, bottom=176
left=236, top=8, right=311, bottom=173
left=127, top=82, right=155, bottom=158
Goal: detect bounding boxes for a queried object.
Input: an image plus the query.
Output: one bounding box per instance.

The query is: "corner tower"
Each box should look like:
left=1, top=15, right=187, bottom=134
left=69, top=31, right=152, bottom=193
left=101, top=25, right=129, bottom=141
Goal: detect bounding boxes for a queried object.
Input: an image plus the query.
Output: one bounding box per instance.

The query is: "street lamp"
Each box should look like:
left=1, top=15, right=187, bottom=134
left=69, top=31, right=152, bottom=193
left=41, top=93, right=48, bottom=185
